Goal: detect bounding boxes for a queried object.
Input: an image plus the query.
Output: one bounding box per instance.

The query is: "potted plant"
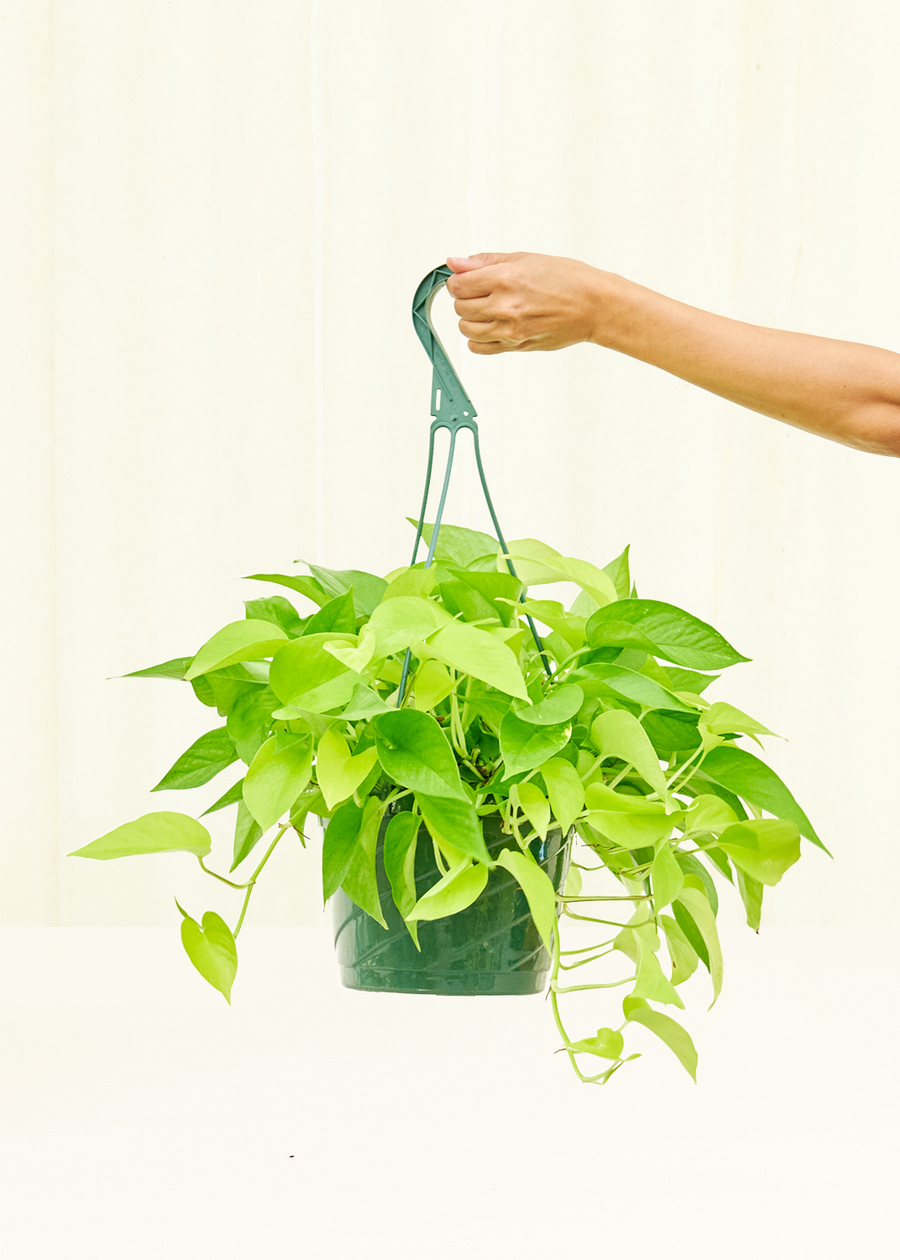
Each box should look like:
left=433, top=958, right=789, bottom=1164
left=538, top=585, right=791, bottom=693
left=71, top=518, right=824, bottom=1085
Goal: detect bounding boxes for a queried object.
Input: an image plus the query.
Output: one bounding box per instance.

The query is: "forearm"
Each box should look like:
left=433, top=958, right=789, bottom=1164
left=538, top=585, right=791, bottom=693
left=593, top=273, right=900, bottom=457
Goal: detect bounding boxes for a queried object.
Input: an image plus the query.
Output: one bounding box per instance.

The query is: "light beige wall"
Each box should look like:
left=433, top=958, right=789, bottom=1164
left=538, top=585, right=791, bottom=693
left=3, top=0, right=899, bottom=926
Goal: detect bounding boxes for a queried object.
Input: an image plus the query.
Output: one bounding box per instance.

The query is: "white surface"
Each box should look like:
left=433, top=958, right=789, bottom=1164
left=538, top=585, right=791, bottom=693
left=2, top=922, right=897, bottom=1259
left=3, top=0, right=900, bottom=928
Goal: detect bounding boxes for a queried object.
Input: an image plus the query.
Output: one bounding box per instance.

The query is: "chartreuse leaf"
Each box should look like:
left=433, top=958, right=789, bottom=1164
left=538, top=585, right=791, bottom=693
left=590, top=709, right=667, bottom=800
left=305, top=564, right=387, bottom=617
left=495, top=848, right=557, bottom=951
left=412, top=520, right=499, bottom=567
left=176, top=902, right=237, bottom=1004
left=123, top=657, right=192, bottom=680
left=231, top=800, right=263, bottom=871
left=659, top=914, right=699, bottom=986
left=676, top=886, right=723, bottom=1006
left=243, top=596, right=303, bottom=637
left=569, top=1028, right=624, bottom=1059
left=373, top=709, right=466, bottom=800
left=406, top=861, right=488, bottom=923
left=226, top=687, right=281, bottom=765
left=584, top=783, right=680, bottom=848
left=151, top=727, right=239, bottom=792
left=243, top=734, right=312, bottom=832
left=185, top=620, right=289, bottom=680
left=70, top=812, right=212, bottom=860
left=664, top=667, right=719, bottom=694
left=512, top=684, right=583, bottom=726
left=500, top=711, right=570, bottom=776
left=629, top=937, right=685, bottom=1008
left=540, top=757, right=584, bottom=834
left=717, top=818, right=801, bottom=886
left=244, top=572, right=330, bottom=607
left=505, top=538, right=618, bottom=606
left=303, top=589, right=357, bottom=636
left=512, top=782, right=550, bottom=841
left=383, top=565, right=439, bottom=600
left=575, top=663, right=696, bottom=714
left=315, top=726, right=379, bottom=810
left=322, top=799, right=363, bottom=902
left=699, top=746, right=824, bottom=850
left=427, top=619, right=530, bottom=701
left=623, top=997, right=697, bottom=1082
left=269, top=636, right=356, bottom=713
left=201, top=777, right=245, bottom=816
left=367, top=595, right=452, bottom=657
left=383, top=812, right=421, bottom=948
left=324, top=624, right=376, bottom=674
left=340, top=798, right=388, bottom=927
left=602, top=544, right=631, bottom=600
left=735, top=867, right=764, bottom=931
left=414, top=793, right=491, bottom=865
left=651, top=843, right=685, bottom=909
left=516, top=600, right=586, bottom=649
left=683, top=794, right=739, bottom=836
left=414, top=659, right=455, bottom=711
left=332, top=678, right=392, bottom=720
left=701, top=702, right=778, bottom=739
left=587, top=599, right=748, bottom=670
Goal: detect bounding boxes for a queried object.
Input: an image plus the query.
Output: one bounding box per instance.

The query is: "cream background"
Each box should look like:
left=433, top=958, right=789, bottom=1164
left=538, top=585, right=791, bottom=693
left=3, top=0, right=899, bottom=933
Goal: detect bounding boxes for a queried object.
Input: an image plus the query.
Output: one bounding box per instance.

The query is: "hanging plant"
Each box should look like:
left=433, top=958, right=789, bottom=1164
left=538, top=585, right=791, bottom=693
left=71, top=518, right=824, bottom=1084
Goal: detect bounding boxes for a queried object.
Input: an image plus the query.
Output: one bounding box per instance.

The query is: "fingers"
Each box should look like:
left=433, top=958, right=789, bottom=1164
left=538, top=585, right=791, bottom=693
left=446, top=252, right=513, bottom=272
left=467, top=339, right=507, bottom=355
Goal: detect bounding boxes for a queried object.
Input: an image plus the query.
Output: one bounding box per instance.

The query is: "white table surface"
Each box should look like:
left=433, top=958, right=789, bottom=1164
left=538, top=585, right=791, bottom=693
left=2, top=920, right=896, bottom=1260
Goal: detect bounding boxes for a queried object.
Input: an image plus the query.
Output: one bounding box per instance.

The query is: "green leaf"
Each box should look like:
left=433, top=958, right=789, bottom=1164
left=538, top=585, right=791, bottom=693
left=383, top=812, right=421, bottom=947
left=243, top=733, right=313, bottom=832
left=651, top=843, right=685, bottom=910
left=574, top=663, right=697, bottom=713
left=659, top=913, right=699, bottom=986
left=412, top=520, right=499, bottom=568
left=185, top=620, right=289, bottom=681
left=717, top=818, right=801, bottom=886
left=587, top=600, right=748, bottom=670
left=333, top=678, right=392, bottom=719
left=624, top=999, right=697, bottom=1081
left=426, top=619, right=530, bottom=702
left=122, top=657, right=192, bottom=680
left=303, top=588, right=357, bottom=636
left=406, top=860, right=488, bottom=923
left=439, top=579, right=501, bottom=626
left=683, top=794, right=739, bottom=836
left=69, top=812, right=211, bottom=860
left=315, top=726, right=379, bottom=810
left=226, top=687, right=281, bottom=765
left=231, top=800, right=263, bottom=871
left=675, top=852, right=719, bottom=914
left=584, top=783, right=680, bottom=848
left=540, top=757, right=584, bottom=834
left=448, top=568, right=523, bottom=624
left=500, top=710, right=570, bottom=776
left=413, top=659, right=455, bottom=711
left=373, top=709, right=466, bottom=800
left=642, top=711, right=702, bottom=756
left=177, top=905, right=237, bottom=1004
left=512, top=782, right=551, bottom=841
left=701, top=702, right=778, bottom=739
left=322, top=798, right=363, bottom=902
left=367, top=595, right=452, bottom=658
left=505, top=538, right=618, bottom=606
left=602, top=544, right=632, bottom=600
left=324, top=624, right=377, bottom=674
left=663, top=667, right=720, bottom=694
left=201, top=777, right=245, bottom=816
left=630, top=937, right=685, bottom=1008
left=414, top=793, right=491, bottom=864
left=699, top=746, right=824, bottom=850
left=269, top=636, right=356, bottom=713
left=512, top=684, right=584, bottom=725
left=735, top=867, right=764, bottom=930
left=243, top=596, right=304, bottom=637
left=590, top=709, right=667, bottom=799
left=305, top=564, right=387, bottom=617
left=568, top=1027, right=625, bottom=1060
left=340, top=798, right=388, bottom=926
left=494, top=847, right=557, bottom=951
left=151, top=727, right=239, bottom=792
left=676, top=886, right=723, bottom=1006
left=243, top=572, right=330, bottom=607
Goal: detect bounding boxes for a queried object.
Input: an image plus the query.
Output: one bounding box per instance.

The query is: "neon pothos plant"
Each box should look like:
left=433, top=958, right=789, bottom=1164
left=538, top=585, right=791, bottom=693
left=72, top=520, right=824, bottom=1084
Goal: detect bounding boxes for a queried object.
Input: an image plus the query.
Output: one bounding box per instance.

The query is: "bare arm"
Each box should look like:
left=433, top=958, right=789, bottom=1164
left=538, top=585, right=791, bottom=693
left=446, top=252, right=900, bottom=457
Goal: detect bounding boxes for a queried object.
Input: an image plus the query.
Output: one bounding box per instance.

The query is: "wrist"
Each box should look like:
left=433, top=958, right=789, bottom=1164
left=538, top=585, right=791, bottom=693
left=586, top=269, right=646, bottom=352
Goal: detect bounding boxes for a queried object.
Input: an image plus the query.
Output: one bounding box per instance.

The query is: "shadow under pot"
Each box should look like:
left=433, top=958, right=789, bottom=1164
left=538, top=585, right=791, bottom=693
left=330, top=808, right=572, bottom=996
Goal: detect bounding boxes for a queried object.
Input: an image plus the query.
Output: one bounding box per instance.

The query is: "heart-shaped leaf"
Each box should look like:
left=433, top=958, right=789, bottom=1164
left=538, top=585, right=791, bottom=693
left=176, top=902, right=238, bottom=1003
left=69, top=812, right=212, bottom=860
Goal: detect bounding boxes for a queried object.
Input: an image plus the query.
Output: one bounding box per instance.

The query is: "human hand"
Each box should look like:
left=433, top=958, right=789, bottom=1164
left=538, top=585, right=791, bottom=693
left=444, top=252, right=611, bottom=354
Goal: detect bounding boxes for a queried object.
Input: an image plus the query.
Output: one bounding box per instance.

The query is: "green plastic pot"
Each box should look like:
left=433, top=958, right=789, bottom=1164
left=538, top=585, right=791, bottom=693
left=331, top=810, right=571, bottom=996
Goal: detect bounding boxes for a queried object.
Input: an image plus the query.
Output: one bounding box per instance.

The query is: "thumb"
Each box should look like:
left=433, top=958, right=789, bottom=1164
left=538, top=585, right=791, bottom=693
left=446, top=252, right=513, bottom=272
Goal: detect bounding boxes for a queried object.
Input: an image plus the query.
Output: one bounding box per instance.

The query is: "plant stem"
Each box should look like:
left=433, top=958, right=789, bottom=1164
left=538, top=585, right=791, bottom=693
left=197, top=858, right=249, bottom=890
left=550, top=975, right=637, bottom=995
left=233, top=823, right=290, bottom=939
